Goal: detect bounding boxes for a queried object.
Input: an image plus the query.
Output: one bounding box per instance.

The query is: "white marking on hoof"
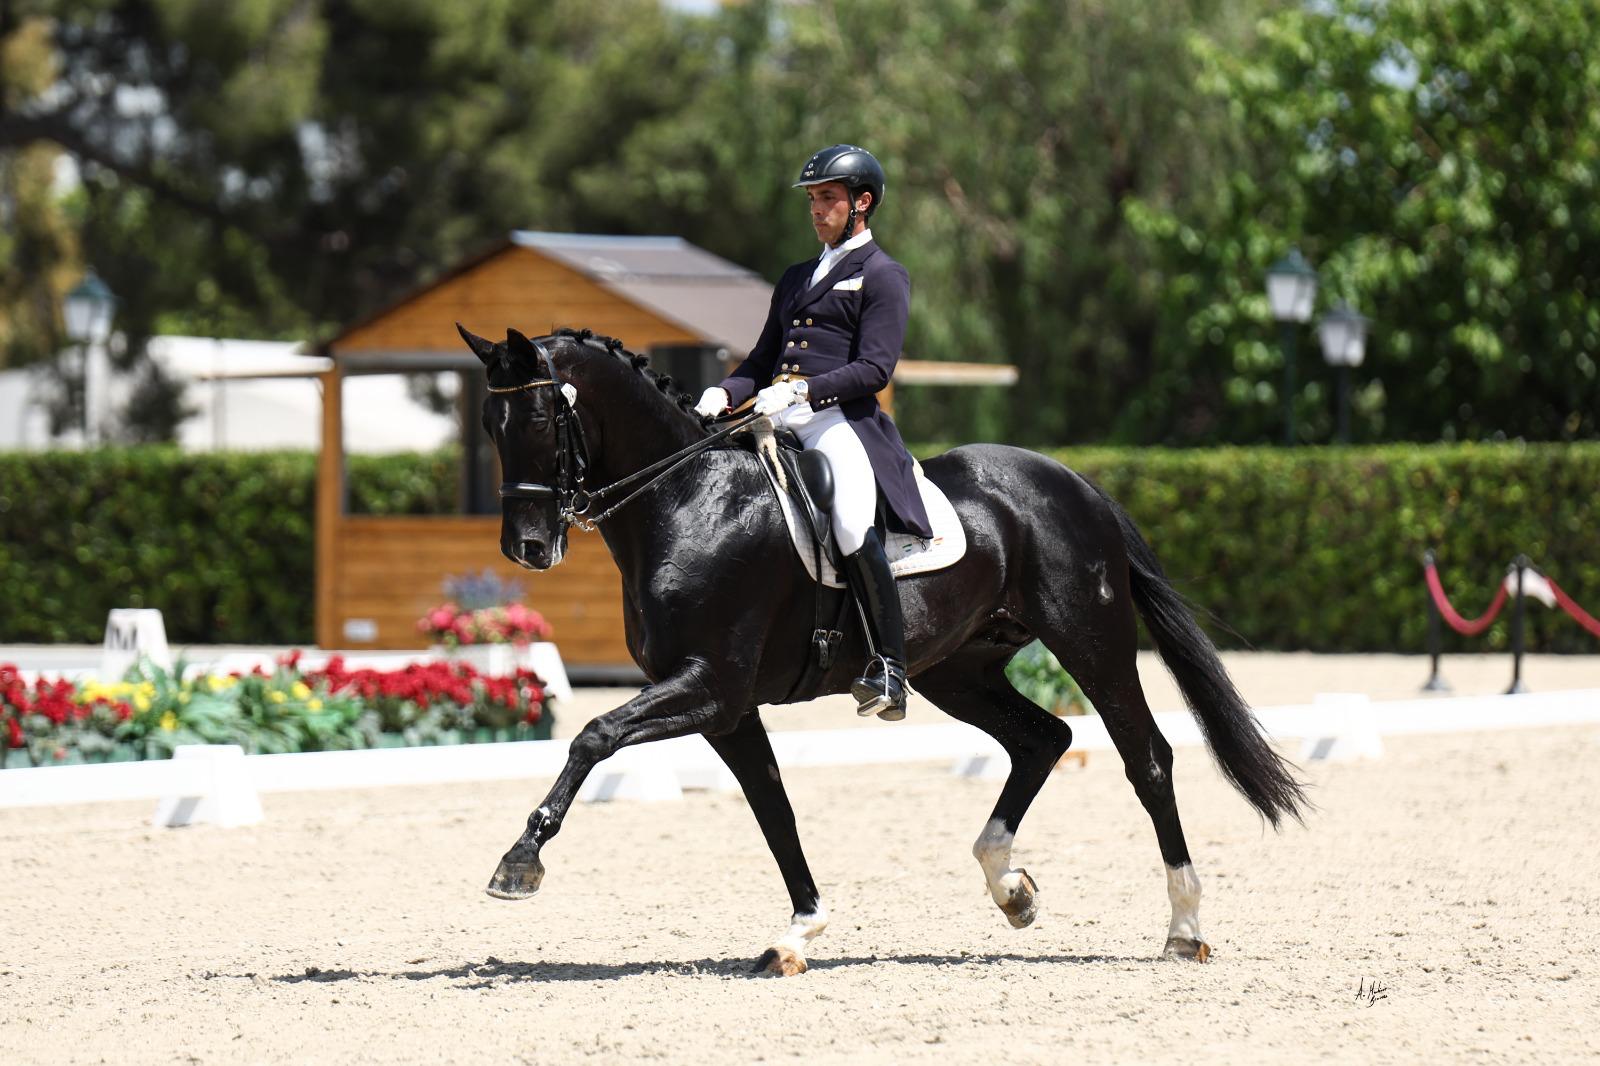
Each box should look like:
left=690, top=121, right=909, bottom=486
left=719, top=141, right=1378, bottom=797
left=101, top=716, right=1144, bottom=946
left=1164, top=862, right=1208, bottom=958
left=973, top=818, right=1037, bottom=927
left=757, top=907, right=827, bottom=976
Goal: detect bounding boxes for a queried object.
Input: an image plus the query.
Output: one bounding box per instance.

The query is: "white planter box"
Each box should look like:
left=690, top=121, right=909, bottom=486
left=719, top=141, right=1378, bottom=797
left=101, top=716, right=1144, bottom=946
left=428, top=641, right=572, bottom=702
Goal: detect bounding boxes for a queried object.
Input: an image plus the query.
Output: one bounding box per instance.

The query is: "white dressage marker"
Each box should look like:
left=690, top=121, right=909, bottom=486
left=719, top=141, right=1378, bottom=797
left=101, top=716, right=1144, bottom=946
left=101, top=608, right=171, bottom=682
left=1298, top=693, right=1385, bottom=763
left=151, top=745, right=263, bottom=828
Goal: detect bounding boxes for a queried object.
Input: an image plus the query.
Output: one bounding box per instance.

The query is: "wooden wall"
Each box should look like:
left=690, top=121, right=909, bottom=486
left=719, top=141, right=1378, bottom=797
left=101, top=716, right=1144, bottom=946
left=317, top=516, right=630, bottom=665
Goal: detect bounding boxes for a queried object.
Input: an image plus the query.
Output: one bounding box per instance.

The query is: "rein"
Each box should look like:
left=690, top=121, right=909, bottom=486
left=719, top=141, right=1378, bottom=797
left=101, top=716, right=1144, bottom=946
left=494, top=343, right=762, bottom=531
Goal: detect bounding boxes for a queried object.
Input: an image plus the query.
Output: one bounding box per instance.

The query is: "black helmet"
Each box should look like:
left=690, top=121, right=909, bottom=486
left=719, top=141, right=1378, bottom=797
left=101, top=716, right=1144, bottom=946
left=793, top=144, right=885, bottom=217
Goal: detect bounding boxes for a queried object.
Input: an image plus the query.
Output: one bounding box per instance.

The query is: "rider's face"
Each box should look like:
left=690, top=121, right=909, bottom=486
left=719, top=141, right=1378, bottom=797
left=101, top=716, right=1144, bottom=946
left=806, top=182, right=869, bottom=244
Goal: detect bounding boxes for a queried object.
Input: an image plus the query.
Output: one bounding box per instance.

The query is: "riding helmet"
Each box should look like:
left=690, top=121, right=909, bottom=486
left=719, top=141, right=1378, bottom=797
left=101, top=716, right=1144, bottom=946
left=793, top=144, right=886, bottom=216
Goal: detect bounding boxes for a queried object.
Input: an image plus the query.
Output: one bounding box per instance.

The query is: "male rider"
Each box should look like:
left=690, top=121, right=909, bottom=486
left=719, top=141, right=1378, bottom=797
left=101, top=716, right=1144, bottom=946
left=694, top=144, right=931, bottom=721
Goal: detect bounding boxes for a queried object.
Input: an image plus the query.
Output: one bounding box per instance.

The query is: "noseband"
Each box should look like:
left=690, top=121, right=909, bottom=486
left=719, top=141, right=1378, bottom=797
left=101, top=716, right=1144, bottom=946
left=491, top=341, right=761, bottom=532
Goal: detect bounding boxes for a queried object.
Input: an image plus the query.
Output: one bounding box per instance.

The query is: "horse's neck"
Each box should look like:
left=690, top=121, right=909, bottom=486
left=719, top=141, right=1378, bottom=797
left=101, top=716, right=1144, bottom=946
left=581, top=371, right=705, bottom=489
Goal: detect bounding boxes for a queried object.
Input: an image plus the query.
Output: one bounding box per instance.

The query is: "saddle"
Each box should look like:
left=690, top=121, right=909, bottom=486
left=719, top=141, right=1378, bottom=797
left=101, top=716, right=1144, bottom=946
left=739, top=426, right=967, bottom=702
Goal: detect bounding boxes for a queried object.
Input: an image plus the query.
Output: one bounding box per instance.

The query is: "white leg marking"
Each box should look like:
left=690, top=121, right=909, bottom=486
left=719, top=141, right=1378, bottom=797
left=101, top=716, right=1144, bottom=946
left=973, top=818, right=1026, bottom=909
left=1165, top=862, right=1203, bottom=943
left=774, top=906, right=829, bottom=958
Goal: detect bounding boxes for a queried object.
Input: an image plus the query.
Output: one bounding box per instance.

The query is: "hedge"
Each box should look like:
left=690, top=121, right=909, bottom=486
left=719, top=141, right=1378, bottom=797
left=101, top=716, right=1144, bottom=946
left=1029, top=443, right=1600, bottom=655
left=0, top=448, right=456, bottom=644
left=3, top=443, right=1597, bottom=653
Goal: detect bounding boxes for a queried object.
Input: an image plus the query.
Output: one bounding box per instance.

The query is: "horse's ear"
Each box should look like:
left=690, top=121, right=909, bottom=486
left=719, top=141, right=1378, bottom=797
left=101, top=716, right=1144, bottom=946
left=456, top=323, right=496, bottom=365
left=505, top=328, right=537, bottom=360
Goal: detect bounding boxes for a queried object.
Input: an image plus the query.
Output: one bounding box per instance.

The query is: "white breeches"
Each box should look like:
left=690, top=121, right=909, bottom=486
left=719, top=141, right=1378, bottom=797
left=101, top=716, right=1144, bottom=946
left=771, top=402, right=876, bottom=555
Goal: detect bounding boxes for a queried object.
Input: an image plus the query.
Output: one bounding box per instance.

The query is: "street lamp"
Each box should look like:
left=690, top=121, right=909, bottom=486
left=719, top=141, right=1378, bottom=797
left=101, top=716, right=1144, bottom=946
left=1265, top=249, right=1318, bottom=445
left=1318, top=302, right=1369, bottom=444
left=62, top=271, right=117, bottom=444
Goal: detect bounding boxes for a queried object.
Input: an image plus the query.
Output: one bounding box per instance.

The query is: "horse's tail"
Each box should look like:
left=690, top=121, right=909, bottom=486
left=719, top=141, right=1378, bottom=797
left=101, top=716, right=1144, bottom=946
left=1094, top=485, right=1308, bottom=829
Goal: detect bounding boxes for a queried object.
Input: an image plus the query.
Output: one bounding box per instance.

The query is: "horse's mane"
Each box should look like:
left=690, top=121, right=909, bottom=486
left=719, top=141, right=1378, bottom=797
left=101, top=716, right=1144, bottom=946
left=549, top=327, right=700, bottom=415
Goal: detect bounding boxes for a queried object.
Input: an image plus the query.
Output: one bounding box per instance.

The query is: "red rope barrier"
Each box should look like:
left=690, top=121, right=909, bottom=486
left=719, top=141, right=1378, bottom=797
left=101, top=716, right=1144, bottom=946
left=1547, top=576, right=1600, bottom=640
left=1424, top=561, right=1508, bottom=636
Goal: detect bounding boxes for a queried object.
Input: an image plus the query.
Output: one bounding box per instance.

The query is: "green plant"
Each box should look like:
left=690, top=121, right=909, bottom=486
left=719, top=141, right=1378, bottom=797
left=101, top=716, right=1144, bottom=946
left=1004, top=642, right=1094, bottom=716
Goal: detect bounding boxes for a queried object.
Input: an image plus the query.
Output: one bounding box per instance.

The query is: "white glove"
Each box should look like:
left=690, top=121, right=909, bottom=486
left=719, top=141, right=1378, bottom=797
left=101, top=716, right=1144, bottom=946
left=754, top=380, right=807, bottom=416
left=693, top=387, right=730, bottom=418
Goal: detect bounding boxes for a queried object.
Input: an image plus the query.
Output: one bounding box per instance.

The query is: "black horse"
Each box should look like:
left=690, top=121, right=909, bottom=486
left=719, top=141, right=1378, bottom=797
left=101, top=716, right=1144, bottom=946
left=458, top=324, right=1305, bottom=974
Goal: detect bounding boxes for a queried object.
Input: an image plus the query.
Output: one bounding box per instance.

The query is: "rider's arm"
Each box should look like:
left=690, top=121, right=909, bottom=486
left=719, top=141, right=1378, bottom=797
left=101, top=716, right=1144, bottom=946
left=720, top=265, right=798, bottom=409
left=804, top=259, right=910, bottom=409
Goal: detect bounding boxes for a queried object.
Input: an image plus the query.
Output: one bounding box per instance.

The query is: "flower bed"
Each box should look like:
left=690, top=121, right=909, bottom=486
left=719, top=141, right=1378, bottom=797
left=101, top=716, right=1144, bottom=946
left=0, top=653, right=553, bottom=769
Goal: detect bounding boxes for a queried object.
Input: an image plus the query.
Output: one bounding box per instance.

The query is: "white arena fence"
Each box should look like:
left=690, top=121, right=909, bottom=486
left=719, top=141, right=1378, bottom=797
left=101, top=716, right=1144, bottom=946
left=2, top=689, right=1598, bottom=827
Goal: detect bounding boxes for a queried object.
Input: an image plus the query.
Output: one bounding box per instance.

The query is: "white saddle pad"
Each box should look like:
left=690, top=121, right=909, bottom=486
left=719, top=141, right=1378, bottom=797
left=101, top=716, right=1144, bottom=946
left=756, top=449, right=967, bottom=588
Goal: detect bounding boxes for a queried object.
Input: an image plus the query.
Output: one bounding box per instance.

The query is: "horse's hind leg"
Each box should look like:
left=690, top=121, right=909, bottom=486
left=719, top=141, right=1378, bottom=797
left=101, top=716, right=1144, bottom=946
left=915, top=646, right=1073, bottom=929
left=702, top=709, right=826, bottom=977
left=1037, top=618, right=1210, bottom=962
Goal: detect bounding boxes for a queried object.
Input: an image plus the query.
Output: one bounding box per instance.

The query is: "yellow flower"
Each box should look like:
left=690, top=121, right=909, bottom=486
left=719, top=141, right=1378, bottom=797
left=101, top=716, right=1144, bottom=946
left=291, top=682, right=311, bottom=701
left=134, top=693, right=152, bottom=713
left=268, top=690, right=287, bottom=704
left=159, top=711, right=178, bottom=732
left=308, top=698, right=323, bottom=711
left=179, top=691, right=190, bottom=704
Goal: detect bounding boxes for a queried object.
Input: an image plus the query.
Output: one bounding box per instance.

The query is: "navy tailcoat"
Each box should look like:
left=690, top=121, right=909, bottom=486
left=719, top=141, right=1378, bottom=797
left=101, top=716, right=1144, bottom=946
left=719, top=239, right=933, bottom=539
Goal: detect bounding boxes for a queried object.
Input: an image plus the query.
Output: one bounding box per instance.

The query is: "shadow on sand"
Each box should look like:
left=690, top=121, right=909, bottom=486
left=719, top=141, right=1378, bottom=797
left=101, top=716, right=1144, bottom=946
left=255, top=951, right=1159, bottom=988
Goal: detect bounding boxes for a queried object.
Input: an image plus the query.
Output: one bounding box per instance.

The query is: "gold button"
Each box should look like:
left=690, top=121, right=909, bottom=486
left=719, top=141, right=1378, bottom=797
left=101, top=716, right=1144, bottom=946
left=800, top=341, right=808, bottom=348
left=805, top=318, right=813, bottom=326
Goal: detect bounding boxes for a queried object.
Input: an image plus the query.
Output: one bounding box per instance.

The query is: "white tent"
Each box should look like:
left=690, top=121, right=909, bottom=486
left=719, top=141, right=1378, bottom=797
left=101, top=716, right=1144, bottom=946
left=0, top=335, right=457, bottom=454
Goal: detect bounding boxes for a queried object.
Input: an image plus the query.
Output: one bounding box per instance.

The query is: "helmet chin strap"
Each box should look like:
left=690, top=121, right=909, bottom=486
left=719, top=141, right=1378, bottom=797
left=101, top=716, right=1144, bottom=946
left=832, top=189, right=863, bottom=248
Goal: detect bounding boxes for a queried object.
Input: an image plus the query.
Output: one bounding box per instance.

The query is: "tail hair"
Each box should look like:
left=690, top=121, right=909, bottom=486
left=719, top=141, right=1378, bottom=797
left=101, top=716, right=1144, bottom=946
left=1094, top=484, right=1309, bottom=828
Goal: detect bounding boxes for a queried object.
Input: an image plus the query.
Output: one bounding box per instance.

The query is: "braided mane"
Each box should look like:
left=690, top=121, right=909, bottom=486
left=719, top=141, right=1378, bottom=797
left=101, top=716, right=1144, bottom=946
left=551, top=327, right=699, bottom=413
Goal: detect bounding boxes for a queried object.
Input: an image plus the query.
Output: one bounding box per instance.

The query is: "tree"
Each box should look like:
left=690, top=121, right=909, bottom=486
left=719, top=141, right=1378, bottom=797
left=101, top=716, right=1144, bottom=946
left=1135, top=0, right=1600, bottom=442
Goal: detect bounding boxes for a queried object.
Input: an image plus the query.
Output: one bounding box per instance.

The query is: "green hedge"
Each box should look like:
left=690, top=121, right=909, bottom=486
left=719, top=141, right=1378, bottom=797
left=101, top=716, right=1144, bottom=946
left=4, top=443, right=1598, bottom=652
left=1031, top=443, right=1600, bottom=654
left=0, top=448, right=456, bottom=644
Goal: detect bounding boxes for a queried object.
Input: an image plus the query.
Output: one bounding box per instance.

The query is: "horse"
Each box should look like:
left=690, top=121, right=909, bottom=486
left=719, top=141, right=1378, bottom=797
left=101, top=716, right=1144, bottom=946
left=457, top=324, right=1306, bottom=975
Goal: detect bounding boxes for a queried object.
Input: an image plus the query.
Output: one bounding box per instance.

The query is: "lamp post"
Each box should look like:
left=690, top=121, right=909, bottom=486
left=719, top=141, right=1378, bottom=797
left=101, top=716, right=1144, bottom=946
left=1265, top=249, right=1318, bottom=445
left=1317, top=302, right=1369, bottom=444
left=62, top=271, right=117, bottom=445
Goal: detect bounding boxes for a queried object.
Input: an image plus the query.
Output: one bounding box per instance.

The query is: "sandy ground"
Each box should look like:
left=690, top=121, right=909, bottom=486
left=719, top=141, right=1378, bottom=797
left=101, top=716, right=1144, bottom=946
left=2, top=653, right=1599, bottom=1065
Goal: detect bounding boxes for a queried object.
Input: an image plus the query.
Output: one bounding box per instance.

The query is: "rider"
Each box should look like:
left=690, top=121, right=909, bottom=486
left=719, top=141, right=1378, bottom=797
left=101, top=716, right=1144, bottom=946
left=694, top=144, right=932, bottom=721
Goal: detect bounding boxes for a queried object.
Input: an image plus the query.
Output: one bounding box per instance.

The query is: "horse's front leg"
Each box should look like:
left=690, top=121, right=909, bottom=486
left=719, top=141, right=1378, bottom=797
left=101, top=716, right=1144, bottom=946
left=703, top=709, right=826, bottom=977
left=486, top=658, right=726, bottom=900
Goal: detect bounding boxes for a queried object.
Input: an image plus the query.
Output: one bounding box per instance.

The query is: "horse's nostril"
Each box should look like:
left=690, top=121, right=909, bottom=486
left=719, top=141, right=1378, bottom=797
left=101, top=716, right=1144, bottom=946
left=521, top=538, right=546, bottom=561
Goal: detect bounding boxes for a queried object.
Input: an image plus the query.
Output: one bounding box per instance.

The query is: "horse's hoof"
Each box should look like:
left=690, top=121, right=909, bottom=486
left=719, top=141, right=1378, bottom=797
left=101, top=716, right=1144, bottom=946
left=1000, top=869, right=1039, bottom=929
left=753, top=946, right=808, bottom=976
left=485, top=857, right=545, bottom=900
left=1163, top=936, right=1211, bottom=962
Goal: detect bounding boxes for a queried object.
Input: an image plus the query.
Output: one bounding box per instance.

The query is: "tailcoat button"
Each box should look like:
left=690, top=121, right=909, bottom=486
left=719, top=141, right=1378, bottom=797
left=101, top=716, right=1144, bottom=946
left=787, top=341, right=795, bottom=347
left=805, top=318, right=813, bottom=326
left=800, top=341, right=808, bottom=348
left=792, top=319, right=799, bottom=326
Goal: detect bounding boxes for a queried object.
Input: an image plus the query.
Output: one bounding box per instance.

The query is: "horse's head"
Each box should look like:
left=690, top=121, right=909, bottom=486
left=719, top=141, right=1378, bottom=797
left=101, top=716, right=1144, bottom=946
left=458, top=324, right=578, bottom=571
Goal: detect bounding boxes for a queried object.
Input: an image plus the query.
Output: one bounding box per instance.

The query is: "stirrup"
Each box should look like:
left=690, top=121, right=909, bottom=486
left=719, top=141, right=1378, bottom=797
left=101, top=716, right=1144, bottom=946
left=851, top=656, right=907, bottom=721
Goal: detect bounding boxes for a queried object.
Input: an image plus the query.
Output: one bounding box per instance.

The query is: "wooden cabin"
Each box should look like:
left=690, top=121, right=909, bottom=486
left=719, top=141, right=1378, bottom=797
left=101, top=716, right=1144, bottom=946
left=314, top=232, right=1014, bottom=677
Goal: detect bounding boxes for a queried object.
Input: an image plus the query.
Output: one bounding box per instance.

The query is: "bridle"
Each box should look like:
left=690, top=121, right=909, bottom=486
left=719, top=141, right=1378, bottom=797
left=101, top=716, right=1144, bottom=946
left=491, top=340, right=761, bottom=532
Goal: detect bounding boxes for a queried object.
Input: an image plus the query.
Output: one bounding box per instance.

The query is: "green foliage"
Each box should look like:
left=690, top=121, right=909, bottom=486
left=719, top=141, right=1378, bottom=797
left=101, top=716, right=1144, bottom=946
left=8, top=444, right=1597, bottom=654
left=1044, top=441, right=1600, bottom=654
left=1134, top=0, right=1600, bottom=443
left=1003, top=642, right=1094, bottom=716
left=0, top=448, right=454, bottom=643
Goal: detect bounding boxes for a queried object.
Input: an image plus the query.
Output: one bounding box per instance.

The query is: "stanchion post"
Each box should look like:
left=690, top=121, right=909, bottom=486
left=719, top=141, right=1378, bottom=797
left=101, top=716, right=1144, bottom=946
left=1506, top=555, right=1529, bottom=695
left=1422, top=551, right=1451, bottom=692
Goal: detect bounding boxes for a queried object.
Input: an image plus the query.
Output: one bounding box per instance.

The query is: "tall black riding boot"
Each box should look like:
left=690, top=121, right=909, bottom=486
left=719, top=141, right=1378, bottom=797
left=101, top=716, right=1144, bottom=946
left=844, top=528, right=909, bottom=721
